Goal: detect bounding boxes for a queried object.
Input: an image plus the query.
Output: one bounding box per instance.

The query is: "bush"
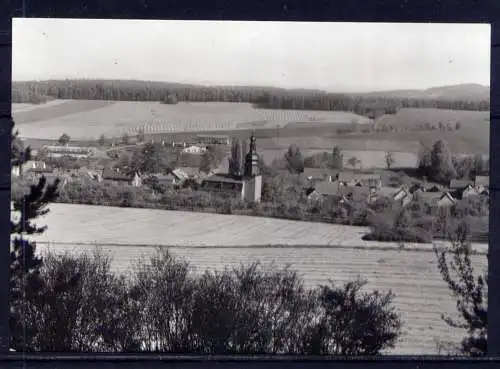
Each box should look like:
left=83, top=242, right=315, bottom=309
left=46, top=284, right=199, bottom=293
left=27, top=250, right=137, bottom=352
left=21, top=249, right=403, bottom=355
left=362, top=227, right=432, bottom=243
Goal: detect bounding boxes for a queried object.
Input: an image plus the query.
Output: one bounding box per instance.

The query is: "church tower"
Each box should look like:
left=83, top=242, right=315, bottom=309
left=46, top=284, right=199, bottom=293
left=242, top=133, right=262, bottom=203
left=244, top=133, right=260, bottom=178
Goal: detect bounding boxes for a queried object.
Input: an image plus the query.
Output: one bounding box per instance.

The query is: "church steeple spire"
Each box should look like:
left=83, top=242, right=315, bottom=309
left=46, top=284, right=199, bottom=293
left=244, top=133, right=259, bottom=177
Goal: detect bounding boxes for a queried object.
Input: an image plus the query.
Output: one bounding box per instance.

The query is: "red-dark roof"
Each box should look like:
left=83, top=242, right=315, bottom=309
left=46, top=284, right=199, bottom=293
left=337, top=172, right=382, bottom=182
left=202, top=173, right=244, bottom=184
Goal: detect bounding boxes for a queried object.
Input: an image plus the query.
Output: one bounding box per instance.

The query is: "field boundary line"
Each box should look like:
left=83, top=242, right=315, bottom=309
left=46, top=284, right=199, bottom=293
left=37, top=241, right=488, bottom=255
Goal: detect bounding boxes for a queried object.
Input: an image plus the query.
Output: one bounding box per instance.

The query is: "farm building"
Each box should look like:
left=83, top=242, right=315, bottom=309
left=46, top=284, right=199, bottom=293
left=11, top=160, right=53, bottom=177
left=143, top=173, right=179, bottom=190
left=302, top=168, right=338, bottom=183
left=171, top=167, right=200, bottom=181
left=182, top=145, right=207, bottom=154
left=474, top=175, right=489, bottom=189
left=200, top=134, right=262, bottom=203
left=196, top=134, right=230, bottom=146
left=449, top=179, right=474, bottom=191
left=307, top=180, right=341, bottom=200
left=12, top=160, right=53, bottom=177
left=42, top=144, right=95, bottom=159
left=102, top=167, right=142, bottom=187
left=309, top=180, right=393, bottom=205
left=336, top=172, right=382, bottom=188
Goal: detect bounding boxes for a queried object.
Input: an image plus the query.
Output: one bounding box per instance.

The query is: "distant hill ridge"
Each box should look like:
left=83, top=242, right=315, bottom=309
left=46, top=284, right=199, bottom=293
left=12, top=80, right=489, bottom=102
left=360, top=83, right=489, bottom=101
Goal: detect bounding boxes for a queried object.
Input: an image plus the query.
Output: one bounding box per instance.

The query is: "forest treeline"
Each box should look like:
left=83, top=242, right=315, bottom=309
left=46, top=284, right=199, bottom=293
left=12, top=80, right=490, bottom=116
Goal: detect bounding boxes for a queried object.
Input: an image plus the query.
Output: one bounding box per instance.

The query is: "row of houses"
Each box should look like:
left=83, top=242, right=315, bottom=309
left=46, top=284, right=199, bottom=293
left=307, top=174, right=489, bottom=208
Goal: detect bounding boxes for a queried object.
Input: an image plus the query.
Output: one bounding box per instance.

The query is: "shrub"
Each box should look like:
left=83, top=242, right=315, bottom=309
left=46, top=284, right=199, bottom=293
left=22, top=249, right=403, bottom=355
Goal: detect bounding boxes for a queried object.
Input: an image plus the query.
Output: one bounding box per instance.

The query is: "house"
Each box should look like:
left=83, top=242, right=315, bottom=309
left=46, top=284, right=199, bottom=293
left=474, top=175, right=489, bottom=190
left=310, top=180, right=341, bottom=197
left=305, top=188, right=323, bottom=203
left=306, top=181, right=350, bottom=205
left=392, top=187, right=413, bottom=207
left=302, top=168, right=338, bottom=183
left=449, top=179, right=474, bottom=191
left=460, top=184, right=479, bottom=199
left=424, top=184, right=441, bottom=192
left=336, top=172, right=382, bottom=188
left=145, top=173, right=179, bottom=190
left=412, top=191, right=441, bottom=206
left=172, top=167, right=200, bottom=180
left=437, top=192, right=457, bottom=207
left=101, top=167, right=142, bottom=187
left=182, top=145, right=207, bottom=154
left=199, top=134, right=262, bottom=203
left=12, top=160, right=54, bottom=178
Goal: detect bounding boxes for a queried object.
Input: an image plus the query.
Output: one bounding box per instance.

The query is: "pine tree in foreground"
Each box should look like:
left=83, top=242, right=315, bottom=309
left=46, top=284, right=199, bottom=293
left=9, top=126, right=63, bottom=351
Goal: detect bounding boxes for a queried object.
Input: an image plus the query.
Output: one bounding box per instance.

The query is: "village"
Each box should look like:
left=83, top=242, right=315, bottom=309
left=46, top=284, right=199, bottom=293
left=12, top=131, right=490, bottom=218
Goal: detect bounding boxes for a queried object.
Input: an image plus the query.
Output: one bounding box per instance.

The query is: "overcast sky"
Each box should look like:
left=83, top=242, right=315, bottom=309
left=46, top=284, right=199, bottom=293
left=12, top=19, right=490, bottom=92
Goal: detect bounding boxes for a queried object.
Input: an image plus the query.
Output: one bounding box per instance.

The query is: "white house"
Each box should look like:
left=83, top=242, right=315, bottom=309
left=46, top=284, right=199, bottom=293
left=182, top=145, right=207, bottom=154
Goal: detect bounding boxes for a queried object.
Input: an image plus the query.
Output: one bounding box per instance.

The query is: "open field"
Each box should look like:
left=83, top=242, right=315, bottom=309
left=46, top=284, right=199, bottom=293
left=256, top=138, right=420, bottom=169
left=368, top=108, right=490, bottom=154
left=12, top=100, right=371, bottom=140
left=259, top=149, right=419, bottom=169
left=375, top=108, right=489, bottom=130
left=29, top=203, right=487, bottom=355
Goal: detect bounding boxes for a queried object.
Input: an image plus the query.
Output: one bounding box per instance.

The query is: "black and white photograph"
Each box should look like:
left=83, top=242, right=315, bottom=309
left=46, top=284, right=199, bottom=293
left=10, top=19, right=490, bottom=355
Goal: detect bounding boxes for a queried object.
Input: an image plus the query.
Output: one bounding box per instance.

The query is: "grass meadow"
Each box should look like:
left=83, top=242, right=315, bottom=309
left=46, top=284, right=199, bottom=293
left=30, top=203, right=488, bottom=355
left=366, top=108, right=490, bottom=154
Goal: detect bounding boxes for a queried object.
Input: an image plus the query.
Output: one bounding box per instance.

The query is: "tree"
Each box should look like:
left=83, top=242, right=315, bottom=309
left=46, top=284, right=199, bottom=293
left=430, top=140, right=457, bottom=184
left=330, top=146, right=343, bottom=170
left=433, top=222, right=487, bottom=356
left=228, top=139, right=244, bottom=176
left=302, top=278, right=402, bottom=355
left=385, top=151, right=395, bottom=170
left=98, top=134, right=106, bottom=147
left=10, top=124, right=61, bottom=350
left=200, top=145, right=226, bottom=174
left=284, top=145, right=304, bottom=174
left=472, top=154, right=485, bottom=176
left=162, top=94, right=179, bottom=105
left=58, top=133, right=71, bottom=146
left=121, top=132, right=129, bottom=145
left=347, top=156, right=360, bottom=170
left=137, top=129, right=145, bottom=143
left=131, top=142, right=173, bottom=174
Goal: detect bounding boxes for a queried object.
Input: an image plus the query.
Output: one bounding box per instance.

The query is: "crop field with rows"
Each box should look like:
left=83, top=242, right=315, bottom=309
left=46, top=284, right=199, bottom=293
left=12, top=100, right=371, bottom=140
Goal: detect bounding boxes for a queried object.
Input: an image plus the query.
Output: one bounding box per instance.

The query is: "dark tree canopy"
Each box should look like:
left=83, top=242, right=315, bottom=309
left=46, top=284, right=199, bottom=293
left=58, top=133, right=71, bottom=146
left=284, top=145, right=305, bottom=174
left=11, top=80, right=489, bottom=117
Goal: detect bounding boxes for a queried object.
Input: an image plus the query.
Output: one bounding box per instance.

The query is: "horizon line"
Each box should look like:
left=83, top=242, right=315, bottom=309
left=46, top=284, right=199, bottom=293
left=11, top=78, right=490, bottom=95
